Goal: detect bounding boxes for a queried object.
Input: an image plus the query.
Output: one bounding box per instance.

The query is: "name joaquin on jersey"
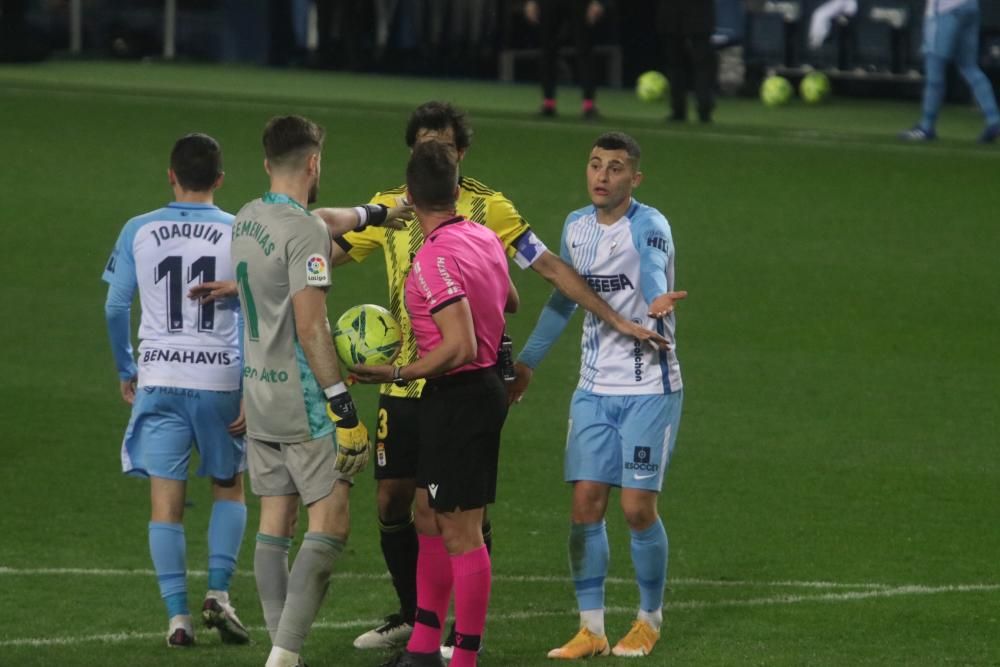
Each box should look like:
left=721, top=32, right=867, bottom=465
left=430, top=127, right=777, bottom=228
left=141, top=348, right=236, bottom=366
left=148, top=223, right=225, bottom=247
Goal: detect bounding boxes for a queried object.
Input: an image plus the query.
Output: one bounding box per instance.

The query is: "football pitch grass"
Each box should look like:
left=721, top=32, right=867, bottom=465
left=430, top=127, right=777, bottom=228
left=1, top=61, right=999, bottom=666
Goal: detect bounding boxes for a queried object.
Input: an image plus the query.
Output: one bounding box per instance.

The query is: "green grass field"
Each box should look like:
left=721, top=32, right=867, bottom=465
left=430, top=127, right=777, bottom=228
left=1, top=61, right=999, bottom=666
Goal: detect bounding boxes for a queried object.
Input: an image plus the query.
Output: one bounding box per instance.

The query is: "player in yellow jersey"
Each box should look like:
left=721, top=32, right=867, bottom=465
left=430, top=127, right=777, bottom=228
left=326, top=101, right=668, bottom=659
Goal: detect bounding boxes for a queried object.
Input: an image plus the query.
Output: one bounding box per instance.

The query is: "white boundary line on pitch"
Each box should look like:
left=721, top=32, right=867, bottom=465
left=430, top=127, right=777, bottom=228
left=0, top=566, right=891, bottom=590
left=2, top=83, right=997, bottom=160
left=3, top=583, right=998, bottom=649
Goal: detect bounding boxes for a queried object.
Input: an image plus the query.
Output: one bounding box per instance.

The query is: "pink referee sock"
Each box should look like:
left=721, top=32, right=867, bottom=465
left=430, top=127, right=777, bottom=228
left=449, top=545, right=492, bottom=667
left=406, top=534, right=453, bottom=654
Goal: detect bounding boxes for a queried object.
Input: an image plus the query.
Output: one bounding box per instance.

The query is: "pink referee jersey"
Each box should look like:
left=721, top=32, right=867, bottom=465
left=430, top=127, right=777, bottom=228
left=405, top=217, right=510, bottom=375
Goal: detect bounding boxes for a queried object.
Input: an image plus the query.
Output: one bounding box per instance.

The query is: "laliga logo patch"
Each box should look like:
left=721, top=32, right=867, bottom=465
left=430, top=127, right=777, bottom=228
left=306, top=254, right=329, bottom=285
left=376, top=442, right=386, bottom=467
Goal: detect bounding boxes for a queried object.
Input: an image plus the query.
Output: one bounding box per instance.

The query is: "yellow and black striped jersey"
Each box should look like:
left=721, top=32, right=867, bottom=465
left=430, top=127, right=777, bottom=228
left=337, top=176, right=532, bottom=398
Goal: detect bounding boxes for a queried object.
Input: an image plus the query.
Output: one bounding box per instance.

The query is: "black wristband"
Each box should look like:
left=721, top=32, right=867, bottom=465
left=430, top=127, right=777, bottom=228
left=364, top=203, right=389, bottom=228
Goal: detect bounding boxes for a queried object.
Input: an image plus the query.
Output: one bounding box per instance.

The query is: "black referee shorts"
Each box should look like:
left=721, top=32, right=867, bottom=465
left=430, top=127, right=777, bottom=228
left=416, top=368, right=507, bottom=512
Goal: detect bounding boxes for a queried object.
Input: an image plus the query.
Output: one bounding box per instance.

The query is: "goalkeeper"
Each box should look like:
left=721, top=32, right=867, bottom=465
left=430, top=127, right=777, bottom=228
left=227, top=115, right=381, bottom=667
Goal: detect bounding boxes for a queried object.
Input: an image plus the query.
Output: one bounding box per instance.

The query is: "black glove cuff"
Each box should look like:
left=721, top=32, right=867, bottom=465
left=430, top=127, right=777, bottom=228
left=328, top=392, right=359, bottom=428
left=364, top=203, right=389, bottom=228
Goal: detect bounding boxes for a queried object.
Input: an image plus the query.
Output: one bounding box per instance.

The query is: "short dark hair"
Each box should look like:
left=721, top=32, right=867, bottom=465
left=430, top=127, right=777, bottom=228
left=170, top=133, right=222, bottom=192
left=593, top=131, right=641, bottom=168
left=406, top=140, right=459, bottom=212
left=405, top=101, right=472, bottom=151
left=262, top=115, right=325, bottom=168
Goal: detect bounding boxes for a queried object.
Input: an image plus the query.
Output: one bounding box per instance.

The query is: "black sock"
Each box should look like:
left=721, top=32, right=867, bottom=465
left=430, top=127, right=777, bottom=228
left=379, top=514, right=418, bottom=624
left=482, top=518, right=493, bottom=556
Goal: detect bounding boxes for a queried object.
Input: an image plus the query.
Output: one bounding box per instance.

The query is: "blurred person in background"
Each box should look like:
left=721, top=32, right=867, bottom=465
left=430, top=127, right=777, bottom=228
left=524, top=0, right=607, bottom=119
left=899, top=0, right=999, bottom=143
left=657, top=0, right=716, bottom=123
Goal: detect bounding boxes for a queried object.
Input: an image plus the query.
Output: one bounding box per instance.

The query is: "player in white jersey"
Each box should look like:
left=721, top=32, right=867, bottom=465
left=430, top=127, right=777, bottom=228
left=510, top=132, right=686, bottom=660
left=102, top=134, right=249, bottom=648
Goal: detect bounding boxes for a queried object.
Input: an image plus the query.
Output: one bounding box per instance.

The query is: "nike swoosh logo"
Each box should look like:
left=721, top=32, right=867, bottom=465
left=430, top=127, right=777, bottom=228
left=571, top=241, right=582, bottom=248
left=633, top=473, right=657, bottom=481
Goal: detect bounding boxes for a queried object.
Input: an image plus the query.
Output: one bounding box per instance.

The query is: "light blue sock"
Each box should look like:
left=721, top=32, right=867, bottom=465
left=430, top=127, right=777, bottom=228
left=958, top=64, right=1000, bottom=126
left=207, top=500, right=247, bottom=592
left=149, top=521, right=188, bottom=618
left=569, top=521, right=609, bottom=612
left=630, top=519, right=668, bottom=613
left=920, top=54, right=948, bottom=131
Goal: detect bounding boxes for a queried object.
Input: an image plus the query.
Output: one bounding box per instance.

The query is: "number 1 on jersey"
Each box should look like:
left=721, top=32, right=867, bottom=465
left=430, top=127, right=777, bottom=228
left=236, top=261, right=260, bottom=341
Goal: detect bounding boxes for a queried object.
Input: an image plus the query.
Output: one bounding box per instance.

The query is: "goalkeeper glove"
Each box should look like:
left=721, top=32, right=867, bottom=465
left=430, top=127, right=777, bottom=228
left=325, top=385, right=371, bottom=475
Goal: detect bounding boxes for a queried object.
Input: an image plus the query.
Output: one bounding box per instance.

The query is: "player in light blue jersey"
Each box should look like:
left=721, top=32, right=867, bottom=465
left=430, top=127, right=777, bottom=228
left=509, top=132, right=687, bottom=660
left=102, top=134, right=250, bottom=648
left=899, top=0, right=1000, bottom=143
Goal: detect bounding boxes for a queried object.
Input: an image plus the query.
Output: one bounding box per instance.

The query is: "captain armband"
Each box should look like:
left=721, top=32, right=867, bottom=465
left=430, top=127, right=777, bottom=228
left=511, top=230, right=549, bottom=269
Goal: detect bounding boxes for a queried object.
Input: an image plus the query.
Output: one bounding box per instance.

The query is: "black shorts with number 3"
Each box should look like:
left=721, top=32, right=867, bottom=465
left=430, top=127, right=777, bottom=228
left=416, top=368, right=507, bottom=512
left=372, top=394, right=422, bottom=480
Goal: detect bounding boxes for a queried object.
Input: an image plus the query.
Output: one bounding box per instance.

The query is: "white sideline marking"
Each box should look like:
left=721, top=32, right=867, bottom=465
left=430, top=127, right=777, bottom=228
left=2, top=84, right=997, bottom=160
left=0, top=566, right=889, bottom=590
left=2, top=583, right=998, bottom=648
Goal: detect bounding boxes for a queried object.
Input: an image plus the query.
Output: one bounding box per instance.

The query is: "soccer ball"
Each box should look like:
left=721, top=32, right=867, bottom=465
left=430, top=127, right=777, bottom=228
left=636, top=70, right=669, bottom=103
left=799, top=72, right=831, bottom=104
left=333, top=304, right=402, bottom=366
left=760, top=75, right=792, bottom=107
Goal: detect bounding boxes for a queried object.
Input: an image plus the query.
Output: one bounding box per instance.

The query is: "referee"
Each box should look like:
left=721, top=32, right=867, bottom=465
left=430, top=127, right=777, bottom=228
left=353, top=140, right=516, bottom=667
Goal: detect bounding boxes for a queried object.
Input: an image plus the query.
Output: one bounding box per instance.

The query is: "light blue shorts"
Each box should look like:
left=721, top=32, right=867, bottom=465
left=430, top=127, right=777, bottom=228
left=120, top=386, right=246, bottom=481
left=923, top=1, right=980, bottom=63
left=565, top=389, right=683, bottom=491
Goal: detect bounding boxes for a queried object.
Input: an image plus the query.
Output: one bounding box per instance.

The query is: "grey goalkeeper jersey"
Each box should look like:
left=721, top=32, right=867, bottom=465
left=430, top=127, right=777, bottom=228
left=231, top=194, right=333, bottom=443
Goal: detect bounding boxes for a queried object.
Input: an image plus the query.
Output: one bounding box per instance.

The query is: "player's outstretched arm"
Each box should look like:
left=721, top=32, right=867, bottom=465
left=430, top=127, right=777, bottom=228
left=506, top=273, right=520, bottom=314
left=636, top=216, right=687, bottom=321
left=293, top=285, right=370, bottom=475
left=227, top=401, right=246, bottom=437
left=510, top=288, right=577, bottom=404
left=119, top=377, right=137, bottom=405
left=507, top=361, right=533, bottom=405
left=530, top=250, right=669, bottom=349
left=188, top=280, right=238, bottom=303
left=353, top=300, right=477, bottom=385
left=314, top=200, right=413, bottom=237
left=104, top=282, right=138, bottom=404
left=292, top=286, right=344, bottom=388
left=648, top=291, right=687, bottom=318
